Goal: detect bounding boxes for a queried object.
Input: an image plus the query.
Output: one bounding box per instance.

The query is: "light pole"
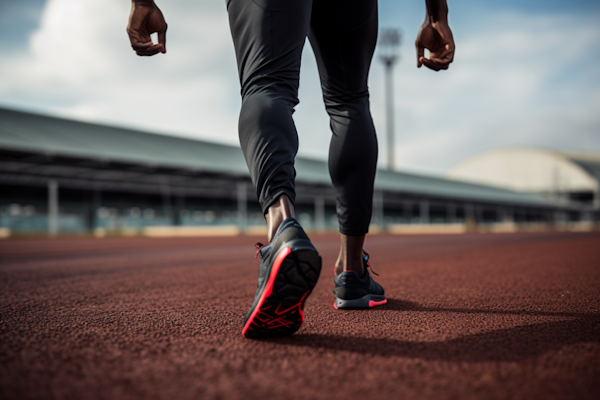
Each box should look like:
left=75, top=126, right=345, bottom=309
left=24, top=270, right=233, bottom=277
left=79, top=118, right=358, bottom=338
left=378, top=29, right=400, bottom=171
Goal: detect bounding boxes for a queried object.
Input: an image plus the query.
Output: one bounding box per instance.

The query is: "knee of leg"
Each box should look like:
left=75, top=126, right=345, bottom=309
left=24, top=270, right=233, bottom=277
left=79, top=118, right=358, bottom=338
left=240, top=91, right=295, bottom=128
left=323, top=90, right=370, bottom=113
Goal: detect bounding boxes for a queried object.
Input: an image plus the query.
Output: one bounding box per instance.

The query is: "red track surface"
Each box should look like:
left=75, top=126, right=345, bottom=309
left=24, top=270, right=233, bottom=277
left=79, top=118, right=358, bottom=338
left=1, top=232, right=599, bottom=400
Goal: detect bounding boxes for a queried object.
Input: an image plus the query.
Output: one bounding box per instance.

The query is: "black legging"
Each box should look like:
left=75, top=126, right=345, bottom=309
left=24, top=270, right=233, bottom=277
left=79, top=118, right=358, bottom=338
left=227, top=0, right=379, bottom=236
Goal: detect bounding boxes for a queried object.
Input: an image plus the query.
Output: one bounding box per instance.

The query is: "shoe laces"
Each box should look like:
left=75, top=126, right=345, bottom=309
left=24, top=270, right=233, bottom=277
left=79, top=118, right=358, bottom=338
left=362, top=250, right=379, bottom=276
left=254, top=242, right=264, bottom=259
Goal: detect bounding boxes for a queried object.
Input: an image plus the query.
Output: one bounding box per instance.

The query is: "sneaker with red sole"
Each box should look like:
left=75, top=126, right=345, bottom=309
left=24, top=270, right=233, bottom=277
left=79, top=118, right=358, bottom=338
left=242, top=217, right=322, bottom=338
left=333, top=251, right=387, bottom=309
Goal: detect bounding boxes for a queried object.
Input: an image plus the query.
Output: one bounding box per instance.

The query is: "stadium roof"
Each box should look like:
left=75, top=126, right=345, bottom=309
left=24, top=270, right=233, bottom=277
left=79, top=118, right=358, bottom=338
left=0, top=107, right=555, bottom=208
left=447, top=147, right=600, bottom=195
left=558, top=150, right=600, bottom=184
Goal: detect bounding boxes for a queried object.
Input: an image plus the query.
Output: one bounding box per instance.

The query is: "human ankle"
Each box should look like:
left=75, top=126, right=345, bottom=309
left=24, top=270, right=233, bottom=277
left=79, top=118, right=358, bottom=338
left=335, top=255, right=364, bottom=277
left=265, top=195, right=294, bottom=242
left=336, top=233, right=365, bottom=276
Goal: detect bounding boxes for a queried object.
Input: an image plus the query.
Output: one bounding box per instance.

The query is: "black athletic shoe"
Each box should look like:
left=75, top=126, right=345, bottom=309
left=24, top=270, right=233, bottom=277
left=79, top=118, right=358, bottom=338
left=333, top=251, right=387, bottom=309
left=242, top=217, right=322, bottom=338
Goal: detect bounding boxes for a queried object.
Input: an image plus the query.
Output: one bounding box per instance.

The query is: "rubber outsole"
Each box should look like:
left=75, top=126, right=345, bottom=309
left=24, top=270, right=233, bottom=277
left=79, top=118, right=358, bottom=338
left=243, top=246, right=321, bottom=339
left=333, top=294, right=387, bottom=310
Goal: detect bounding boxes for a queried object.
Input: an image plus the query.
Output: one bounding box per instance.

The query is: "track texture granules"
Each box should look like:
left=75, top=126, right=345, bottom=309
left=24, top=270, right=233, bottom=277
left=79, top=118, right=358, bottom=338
left=1, top=232, right=599, bottom=400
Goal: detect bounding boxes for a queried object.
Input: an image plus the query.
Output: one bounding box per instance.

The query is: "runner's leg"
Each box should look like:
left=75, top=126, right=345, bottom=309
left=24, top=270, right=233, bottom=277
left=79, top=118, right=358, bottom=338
left=308, top=0, right=379, bottom=274
left=228, top=0, right=322, bottom=338
left=226, top=0, right=312, bottom=239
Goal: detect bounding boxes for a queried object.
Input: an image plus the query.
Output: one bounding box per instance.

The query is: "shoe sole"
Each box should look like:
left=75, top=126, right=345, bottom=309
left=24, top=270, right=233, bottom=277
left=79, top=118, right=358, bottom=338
left=242, top=240, right=321, bottom=339
left=333, top=294, right=387, bottom=310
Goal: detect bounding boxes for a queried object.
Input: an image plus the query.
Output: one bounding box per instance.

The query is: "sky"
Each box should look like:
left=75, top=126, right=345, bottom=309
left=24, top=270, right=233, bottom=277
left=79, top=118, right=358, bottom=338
left=0, top=0, right=599, bottom=176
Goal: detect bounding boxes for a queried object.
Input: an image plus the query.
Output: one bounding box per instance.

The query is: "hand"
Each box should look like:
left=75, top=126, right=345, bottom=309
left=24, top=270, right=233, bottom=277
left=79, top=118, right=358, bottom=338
left=415, top=20, right=455, bottom=71
left=127, top=0, right=167, bottom=56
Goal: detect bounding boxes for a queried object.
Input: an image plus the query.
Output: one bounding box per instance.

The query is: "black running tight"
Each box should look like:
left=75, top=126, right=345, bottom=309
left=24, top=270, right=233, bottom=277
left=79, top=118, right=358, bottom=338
left=227, top=0, right=379, bottom=236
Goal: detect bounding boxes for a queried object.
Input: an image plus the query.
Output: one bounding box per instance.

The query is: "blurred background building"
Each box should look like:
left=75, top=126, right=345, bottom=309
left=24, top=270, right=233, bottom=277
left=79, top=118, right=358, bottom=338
left=447, top=148, right=600, bottom=210
left=1, top=107, right=591, bottom=238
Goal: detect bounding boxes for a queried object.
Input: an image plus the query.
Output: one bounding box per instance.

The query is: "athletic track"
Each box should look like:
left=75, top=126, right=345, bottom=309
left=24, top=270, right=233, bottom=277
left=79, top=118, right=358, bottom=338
left=1, top=232, right=599, bottom=400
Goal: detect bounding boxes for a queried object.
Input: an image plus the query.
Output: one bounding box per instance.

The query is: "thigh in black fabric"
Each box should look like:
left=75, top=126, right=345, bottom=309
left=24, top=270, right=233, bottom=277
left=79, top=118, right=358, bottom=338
left=308, top=0, right=378, bottom=96
left=227, top=0, right=312, bottom=96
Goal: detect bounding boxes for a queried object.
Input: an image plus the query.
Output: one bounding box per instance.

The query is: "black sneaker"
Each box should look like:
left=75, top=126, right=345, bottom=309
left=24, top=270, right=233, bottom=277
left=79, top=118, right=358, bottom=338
left=242, top=217, right=322, bottom=338
left=333, top=251, right=387, bottom=309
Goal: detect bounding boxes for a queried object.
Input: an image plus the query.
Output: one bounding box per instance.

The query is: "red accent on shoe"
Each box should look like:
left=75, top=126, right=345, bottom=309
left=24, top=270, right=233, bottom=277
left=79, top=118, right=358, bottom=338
left=254, top=242, right=264, bottom=259
left=263, top=291, right=309, bottom=330
left=368, top=299, right=387, bottom=307
left=242, top=246, right=291, bottom=337
left=363, top=250, right=379, bottom=276
left=297, top=291, right=307, bottom=322
left=333, top=302, right=338, bottom=310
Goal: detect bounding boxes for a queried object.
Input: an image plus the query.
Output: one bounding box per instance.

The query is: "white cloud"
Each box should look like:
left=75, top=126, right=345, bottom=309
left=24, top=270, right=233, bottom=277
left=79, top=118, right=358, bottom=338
left=0, top=3, right=598, bottom=175
left=0, top=0, right=241, bottom=145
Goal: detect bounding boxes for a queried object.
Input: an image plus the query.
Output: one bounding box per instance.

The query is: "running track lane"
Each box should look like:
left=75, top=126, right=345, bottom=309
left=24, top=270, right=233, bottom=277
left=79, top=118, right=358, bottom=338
left=1, top=232, right=599, bottom=400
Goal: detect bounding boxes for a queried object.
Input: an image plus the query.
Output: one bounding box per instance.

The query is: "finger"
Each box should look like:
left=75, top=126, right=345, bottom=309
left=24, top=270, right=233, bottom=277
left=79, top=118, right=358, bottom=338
left=415, top=42, right=425, bottom=68
left=158, top=30, right=167, bottom=54
left=429, top=53, right=452, bottom=69
left=426, top=60, right=449, bottom=71
left=127, top=26, right=152, bottom=47
left=432, top=44, right=454, bottom=64
left=430, top=57, right=451, bottom=69
left=134, top=44, right=163, bottom=57
left=131, top=40, right=155, bottom=51
left=136, top=49, right=161, bottom=57
left=427, top=61, right=448, bottom=71
left=420, top=57, right=443, bottom=71
left=132, top=41, right=165, bottom=56
left=430, top=59, right=450, bottom=70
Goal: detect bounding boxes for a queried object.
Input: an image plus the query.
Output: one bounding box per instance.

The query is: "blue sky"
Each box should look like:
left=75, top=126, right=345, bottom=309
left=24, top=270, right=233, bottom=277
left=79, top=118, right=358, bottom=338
left=0, top=0, right=599, bottom=175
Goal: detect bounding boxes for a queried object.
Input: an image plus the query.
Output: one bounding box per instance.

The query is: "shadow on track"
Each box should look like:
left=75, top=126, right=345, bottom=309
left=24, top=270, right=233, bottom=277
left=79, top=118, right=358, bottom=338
left=378, top=298, right=598, bottom=318
left=264, top=299, right=600, bottom=362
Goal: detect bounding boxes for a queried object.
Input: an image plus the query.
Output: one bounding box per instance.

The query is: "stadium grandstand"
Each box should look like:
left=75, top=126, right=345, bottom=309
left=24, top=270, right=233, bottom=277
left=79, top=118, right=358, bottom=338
left=0, top=107, right=588, bottom=237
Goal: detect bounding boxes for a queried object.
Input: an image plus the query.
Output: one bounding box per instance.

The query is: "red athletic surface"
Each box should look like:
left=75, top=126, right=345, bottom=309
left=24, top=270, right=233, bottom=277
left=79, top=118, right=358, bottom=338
left=1, top=232, right=599, bottom=400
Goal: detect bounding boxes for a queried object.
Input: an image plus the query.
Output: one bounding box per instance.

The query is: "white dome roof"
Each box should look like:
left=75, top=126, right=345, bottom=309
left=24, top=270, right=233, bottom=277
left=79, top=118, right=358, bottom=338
left=446, top=148, right=599, bottom=193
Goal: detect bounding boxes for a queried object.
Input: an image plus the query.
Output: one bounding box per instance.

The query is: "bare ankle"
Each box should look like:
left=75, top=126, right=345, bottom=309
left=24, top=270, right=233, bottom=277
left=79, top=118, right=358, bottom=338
left=336, top=233, right=366, bottom=277
left=335, top=255, right=364, bottom=277
left=265, top=195, right=295, bottom=242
